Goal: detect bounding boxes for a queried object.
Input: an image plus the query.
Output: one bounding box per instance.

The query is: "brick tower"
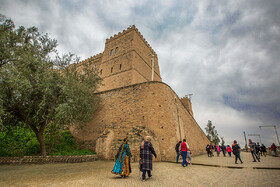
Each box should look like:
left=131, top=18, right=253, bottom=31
left=81, top=25, right=162, bottom=92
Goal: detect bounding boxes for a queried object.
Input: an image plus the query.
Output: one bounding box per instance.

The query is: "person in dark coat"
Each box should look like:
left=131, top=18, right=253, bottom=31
left=260, top=144, right=267, bottom=157
left=232, top=140, right=243, bottom=164
left=140, top=136, right=157, bottom=181
left=206, top=144, right=211, bottom=157
left=175, top=141, right=182, bottom=163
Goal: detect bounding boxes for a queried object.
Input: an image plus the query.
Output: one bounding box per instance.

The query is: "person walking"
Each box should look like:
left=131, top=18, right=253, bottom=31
left=186, top=148, right=192, bottom=165
left=260, top=144, right=267, bottom=157
left=210, top=144, right=214, bottom=157
left=256, top=142, right=261, bottom=158
left=248, top=139, right=260, bottom=162
left=271, top=143, right=277, bottom=157
left=216, top=144, right=220, bottom=157
left=175, top=141, right=182, bottom=163
left=111, top=137, right=132, bottom=177
left=180, top=139, right=188, bottom=167
left=221, top=144, right=227, bottom=157
left=206, top=144, right=211, bottom=157
left=227, top=145, right=232, bottom=157
left=140, top=136, right=157, bottom=181
left=232, top=140, right=243, bottom=164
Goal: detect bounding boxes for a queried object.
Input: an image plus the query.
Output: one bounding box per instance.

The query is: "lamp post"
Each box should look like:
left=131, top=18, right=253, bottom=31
left=248, top=134, right=262, bottom=144
left=259, top=125, right=280, bottom=146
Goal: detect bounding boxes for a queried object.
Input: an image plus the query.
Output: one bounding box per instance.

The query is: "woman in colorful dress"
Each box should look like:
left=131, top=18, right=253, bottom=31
left=111, top=138, right=132, bottom=178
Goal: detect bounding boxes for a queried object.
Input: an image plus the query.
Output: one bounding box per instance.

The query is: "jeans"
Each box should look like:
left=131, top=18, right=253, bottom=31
left=228, top=152, right=232, bottom=157
left=176, top=152, right=181, bottom=163
left=235, top=153, right=243, bottom=163
left=181, top=151, right=188, bottom=166
left=142, top=170, right=151, bottom=180
left=251, top=150, right=260, bottom=161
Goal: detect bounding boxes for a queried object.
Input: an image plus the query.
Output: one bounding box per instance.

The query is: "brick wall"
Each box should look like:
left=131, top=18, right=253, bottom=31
left=71, top=81, right=209, bottom=161
left=78, top=25, right=161, bottom=92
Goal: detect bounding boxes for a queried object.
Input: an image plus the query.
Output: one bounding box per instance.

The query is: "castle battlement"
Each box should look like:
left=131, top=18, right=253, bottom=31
left=83, top=52, right=103, bottom=63
left=77, top=25, right=162, bottom=92
left=105, top=25, right=157, bottom=57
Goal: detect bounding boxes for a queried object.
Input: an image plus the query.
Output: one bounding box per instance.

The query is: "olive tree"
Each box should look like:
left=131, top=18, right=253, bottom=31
left=0, top=15, right=102, bottom=156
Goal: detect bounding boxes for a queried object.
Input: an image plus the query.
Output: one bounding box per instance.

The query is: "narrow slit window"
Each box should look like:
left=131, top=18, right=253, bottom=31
left=111, top=67, right=113, bottom=73
left=119, top=64, right=122, bottom=70
left=100, top=69, right=102, bottom=75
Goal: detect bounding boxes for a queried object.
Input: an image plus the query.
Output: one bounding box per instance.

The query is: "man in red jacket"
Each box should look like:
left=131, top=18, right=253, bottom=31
left=181, top=139, right=188, bottom=167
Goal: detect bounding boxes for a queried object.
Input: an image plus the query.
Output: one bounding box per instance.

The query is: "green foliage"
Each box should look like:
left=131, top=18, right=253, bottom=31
left=0, top=126, right=40, bottom=156
left=205, top=120, right=220, bottom=145
left=0, top=127, right=95, bottom=157
left=0, top=15, right=102, bottom=156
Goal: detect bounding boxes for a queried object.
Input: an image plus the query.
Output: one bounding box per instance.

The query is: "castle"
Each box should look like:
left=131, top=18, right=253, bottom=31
left=71, top=25, right=209, bottom=161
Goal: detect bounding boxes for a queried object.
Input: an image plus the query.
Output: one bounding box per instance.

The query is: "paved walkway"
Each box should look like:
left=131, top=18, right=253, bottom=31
left=0, top=152, right=280, bottom=187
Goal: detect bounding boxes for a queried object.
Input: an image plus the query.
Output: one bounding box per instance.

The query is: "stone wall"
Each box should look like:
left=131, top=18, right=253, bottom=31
left=77, top=25, right=161, bottom=92
left=0, top=155, right=98, bottom=165
left=71, top=81, right=209, bottom=161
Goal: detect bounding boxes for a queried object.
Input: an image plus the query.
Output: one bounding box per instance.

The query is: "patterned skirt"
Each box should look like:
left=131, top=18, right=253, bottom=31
left=111, top=155, right=131, bottom=177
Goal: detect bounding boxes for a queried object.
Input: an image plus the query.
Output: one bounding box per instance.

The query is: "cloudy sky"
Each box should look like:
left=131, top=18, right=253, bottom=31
left=1, top=0, right=280, bottom=147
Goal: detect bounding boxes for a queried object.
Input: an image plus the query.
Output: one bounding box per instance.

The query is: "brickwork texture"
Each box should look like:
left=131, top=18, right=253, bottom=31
left=72, top=25, right=209, bottom=161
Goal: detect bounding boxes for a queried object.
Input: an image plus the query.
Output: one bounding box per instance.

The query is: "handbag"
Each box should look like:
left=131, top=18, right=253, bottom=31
left=139, top=159, right=143, bottom=171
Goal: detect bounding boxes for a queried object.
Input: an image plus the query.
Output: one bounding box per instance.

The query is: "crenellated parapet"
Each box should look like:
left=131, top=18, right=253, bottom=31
left=80, top=52, right=103, bottom=64
left=105, top=25, right=157, bottom=57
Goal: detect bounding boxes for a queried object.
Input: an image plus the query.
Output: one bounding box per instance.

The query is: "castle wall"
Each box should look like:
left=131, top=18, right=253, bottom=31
left=71, top=81, right=209, bottom=161
left=132, top=30, right=161, bottom=80
left=180, top=97, right=193, bottom=116
left=78, top=26, right=161, bottom=92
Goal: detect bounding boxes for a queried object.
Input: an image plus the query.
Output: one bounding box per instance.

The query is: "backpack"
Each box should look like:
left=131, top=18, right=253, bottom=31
left=175, top=142, right=180, bottom=152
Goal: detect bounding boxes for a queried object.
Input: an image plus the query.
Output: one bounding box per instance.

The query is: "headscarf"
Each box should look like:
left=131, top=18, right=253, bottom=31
left=119, top=138, right=128, bottom=162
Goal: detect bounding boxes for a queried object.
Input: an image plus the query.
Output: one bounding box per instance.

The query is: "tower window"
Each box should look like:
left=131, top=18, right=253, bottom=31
left=111, top=67, right=113, bottom=73
left=100, top=69, right=102, bottom=75
left=119, top=64, right=122, bottom=70
left=110, top=49, right=113, bottom=56
left=115, top=47, right=119, bottom=54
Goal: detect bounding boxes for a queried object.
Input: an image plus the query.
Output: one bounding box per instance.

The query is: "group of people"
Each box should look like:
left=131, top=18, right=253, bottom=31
left=111, top=136, right=157, bottom=181
left=206, top=140, right=243, bottom=164
left=206, top=139, right=277, bottom=164
left=175, top=139, right=192, bottom=167
left=206, top=144, right=232, bottom=157
left=111, top=136, right=278, bottom=180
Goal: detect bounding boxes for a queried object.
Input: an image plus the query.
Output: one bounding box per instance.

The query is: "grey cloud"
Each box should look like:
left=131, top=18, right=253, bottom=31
left=1, top=0, right=279, bottom=146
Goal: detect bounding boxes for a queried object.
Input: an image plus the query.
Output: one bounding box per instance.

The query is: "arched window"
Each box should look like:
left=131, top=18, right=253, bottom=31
left=110, top=49, right=113, bottom=56
left=115, top=47, right=119, bottom=54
